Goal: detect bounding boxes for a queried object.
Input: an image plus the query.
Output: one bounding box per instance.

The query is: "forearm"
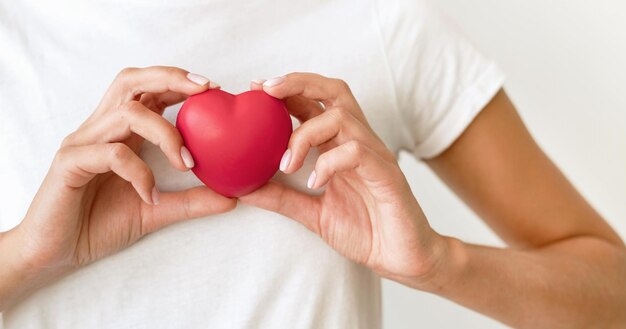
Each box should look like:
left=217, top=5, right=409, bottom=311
left=414, top=235, right=626, bottom=328
left=0, top=227, right=30, bottom=310
left=0, top=225, right=65, bottom=311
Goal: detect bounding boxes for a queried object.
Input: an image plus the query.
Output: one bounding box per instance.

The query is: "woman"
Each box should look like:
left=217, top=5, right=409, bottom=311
left=1, top=0, right=624, bottom=327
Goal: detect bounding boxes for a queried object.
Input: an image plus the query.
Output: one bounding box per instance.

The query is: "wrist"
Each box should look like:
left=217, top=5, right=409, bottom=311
left=0, top=225, right=34, bottom=310
left=404, top=235, right=469, bottom=294
left=0, top=224, right=70, bottom=310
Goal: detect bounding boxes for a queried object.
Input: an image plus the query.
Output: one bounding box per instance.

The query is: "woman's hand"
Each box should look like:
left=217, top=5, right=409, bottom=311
left=242, top=73, right=450, bottom=288
left=2, top=67, right=235, bottom=309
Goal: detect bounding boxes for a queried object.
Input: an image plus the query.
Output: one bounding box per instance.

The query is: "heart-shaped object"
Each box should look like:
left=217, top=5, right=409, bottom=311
left=176, top=89, right=292, bottom=197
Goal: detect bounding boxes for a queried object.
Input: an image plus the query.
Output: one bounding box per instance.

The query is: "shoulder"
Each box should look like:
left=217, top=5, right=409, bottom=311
left=373, top=0, right=440, bottom=30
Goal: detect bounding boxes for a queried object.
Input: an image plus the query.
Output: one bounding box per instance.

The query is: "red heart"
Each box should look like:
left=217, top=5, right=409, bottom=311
left=176, top=89, right=292, bottom=198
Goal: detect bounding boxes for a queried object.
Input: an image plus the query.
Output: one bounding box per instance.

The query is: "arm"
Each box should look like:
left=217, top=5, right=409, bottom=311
left=422, top=89, right=626, bottom=328
left=240, top=74, right=626, bottom=328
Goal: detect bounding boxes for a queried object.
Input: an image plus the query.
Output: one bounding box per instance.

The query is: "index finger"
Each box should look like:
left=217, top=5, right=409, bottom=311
left=105, top=66, right=220, bottom=105
left=139, top=91, right=190, bottom=115
left=261, top=72, right=358, bottom=109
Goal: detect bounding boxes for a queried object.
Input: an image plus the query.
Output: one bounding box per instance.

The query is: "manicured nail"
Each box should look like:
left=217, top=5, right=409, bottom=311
left=263, top=76, right=285, bottom=88
left=251, top=79, right=266, bottom=85
left=186, top=72, right=210, bottom=86
left=181, top=146, right=195, bottom=168
left=208, top=81, right=221, bottom=89
left=279, top=149, right=291, bottom=172
left=307, top=170, right=317, bottom=189
left=152, top=186, right=161, bottom=205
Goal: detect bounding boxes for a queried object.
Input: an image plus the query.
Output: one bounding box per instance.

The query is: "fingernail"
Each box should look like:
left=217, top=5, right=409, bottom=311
left=307, top=170, right=317, bottom=189
left=152, top=186, right=161, bottom=205
left=180, top=146, right=195, bottom=168
left=187, top=72, right=210, bottom=86
left=251, top=79, right=266, bottom=85
left=263, top=76, right=285, bottom=88
left=279, top=149, right=291, bottom=172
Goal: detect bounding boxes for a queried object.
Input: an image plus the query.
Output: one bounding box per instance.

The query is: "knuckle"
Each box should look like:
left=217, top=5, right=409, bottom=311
left=115, top=67, right=141, bottom=96
left=163, top=126, right=183, bottom=145
left=346, top=140, right=364, bottom=158
left=163, top=66, right=180, bottom=76
left=156, top=125, right=183, bottom=152
left=117, top=101, right=141, bottom=127
left=159, top=66, right=183, bottom=85
left=53, top=146, right=72, bottom=167
left=118, top=101, right=144, bottom=124
left=284, top=72, right=300, bottom=81
left=162, top=66, right=185, bottom=91
left=137, top=164, right=154, bottom=183
left=289, top=128, right=309, bottom=149
left=316, top=153, right=331, bottom=173
left=327, top=107, right=349, bottom=123
left=108, top=143, right=131, bottom=162
left=120, top=100, right=142, bottom=113
left=116, top=67, right=138, bottom=81
left=60, top=132, right=76, bottom=147
left=333, top=78, right=351, bottom=93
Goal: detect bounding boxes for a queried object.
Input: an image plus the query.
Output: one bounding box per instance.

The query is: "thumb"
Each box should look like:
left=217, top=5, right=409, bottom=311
left=140, top=186, right=236, bottom=235
left=239, top=181, right=322, bottom=235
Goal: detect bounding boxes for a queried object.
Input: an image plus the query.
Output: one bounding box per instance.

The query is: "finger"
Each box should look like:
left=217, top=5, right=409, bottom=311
left=104, top=66, right=219, bottom=106
left=124, top=133, right=145, bottom=154
left=309, top=140, right=392, bottom=189
left=261, top=73, right=364, bottom=120
left=121, top=101, right=191, bottom=170
left=282, top=108, right=372, bottom=173
left=239, top=181, right=322, bottom=235
left=139, top=186, right=236, bottom=235
left=67, top=101, right=191, bottom=171
left=250, top=79, right=266, bottom=90
left=284, top=96, right=325, bottom=123
left=139, top=91, right=189, bottom=114
left=253, top=78, right=324, bottom=122
left=261, top=73, right=349, bottom=105
left=53, top=143, right=157, bottom=205
left=250, top=79, right=324, bottom=123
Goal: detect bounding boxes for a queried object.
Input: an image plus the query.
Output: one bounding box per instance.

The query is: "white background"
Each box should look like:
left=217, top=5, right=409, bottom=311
left=1, top=1, right=624, bottom=328
left=384, top=1, right=626, bottom=328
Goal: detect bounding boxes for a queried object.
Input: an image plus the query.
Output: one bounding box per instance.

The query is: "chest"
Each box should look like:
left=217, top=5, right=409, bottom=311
left=0, top=0, right=410, bottom=228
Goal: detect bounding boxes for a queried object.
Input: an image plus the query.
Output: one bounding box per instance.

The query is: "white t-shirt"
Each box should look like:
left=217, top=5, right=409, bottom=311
left=0, top=0, right=504, bottom=327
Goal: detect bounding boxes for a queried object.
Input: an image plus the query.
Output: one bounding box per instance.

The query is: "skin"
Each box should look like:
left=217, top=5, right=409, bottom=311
left=243, top=73, right=626, bottom=328
left=1, top=69, right=624, bottom=328
left=0, top=66, right=236, bottom=310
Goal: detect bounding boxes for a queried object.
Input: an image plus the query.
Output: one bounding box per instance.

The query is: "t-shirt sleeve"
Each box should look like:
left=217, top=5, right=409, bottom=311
left=375, top=0, right=505, bottom=159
